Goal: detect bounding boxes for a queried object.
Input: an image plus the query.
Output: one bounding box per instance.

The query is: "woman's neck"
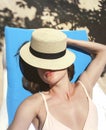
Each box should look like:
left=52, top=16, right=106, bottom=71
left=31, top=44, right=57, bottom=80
left=49, top=75, right=75, bottom=100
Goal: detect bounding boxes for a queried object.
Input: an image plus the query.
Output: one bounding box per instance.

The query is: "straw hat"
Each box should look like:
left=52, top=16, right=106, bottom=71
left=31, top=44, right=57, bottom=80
left=20, top=28, right=76, bottom=70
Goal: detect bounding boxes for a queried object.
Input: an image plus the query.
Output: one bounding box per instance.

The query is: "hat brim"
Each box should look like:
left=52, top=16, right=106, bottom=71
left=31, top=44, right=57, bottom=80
left=20, top=42, right=76, bottom=70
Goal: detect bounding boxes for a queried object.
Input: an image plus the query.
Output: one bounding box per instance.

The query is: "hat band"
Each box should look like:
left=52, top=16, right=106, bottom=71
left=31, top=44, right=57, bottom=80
left=30, top=46, right=66, bottom=59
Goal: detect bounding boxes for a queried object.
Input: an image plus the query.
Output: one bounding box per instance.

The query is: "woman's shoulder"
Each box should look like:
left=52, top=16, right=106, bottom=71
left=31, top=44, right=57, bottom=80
left=23, top=93, right=43, bottom=105
left=77, top=72, right=93, bottom=96
left=18, top=93, right=43, bottom=114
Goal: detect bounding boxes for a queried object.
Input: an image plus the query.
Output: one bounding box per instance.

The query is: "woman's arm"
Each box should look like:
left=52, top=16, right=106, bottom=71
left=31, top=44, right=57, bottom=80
left=67, top=38, right=106, bottom=89
left=7, top=94, right=41, bottom=130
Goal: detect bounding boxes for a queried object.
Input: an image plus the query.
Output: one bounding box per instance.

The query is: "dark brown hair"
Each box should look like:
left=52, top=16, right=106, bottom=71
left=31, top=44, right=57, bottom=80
left=19, top=56, right=75, bottom=94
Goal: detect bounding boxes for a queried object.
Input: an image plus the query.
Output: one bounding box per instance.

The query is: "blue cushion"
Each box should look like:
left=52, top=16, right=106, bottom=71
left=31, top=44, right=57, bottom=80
left=5, top=26, right=91, bottom=124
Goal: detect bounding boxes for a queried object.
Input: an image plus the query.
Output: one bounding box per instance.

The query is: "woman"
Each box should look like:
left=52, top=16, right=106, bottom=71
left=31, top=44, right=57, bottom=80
left=8, top=28, right=106, bottom=130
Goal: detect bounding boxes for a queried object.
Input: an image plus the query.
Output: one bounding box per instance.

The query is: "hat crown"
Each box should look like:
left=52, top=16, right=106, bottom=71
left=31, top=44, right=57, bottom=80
left=30, top=28, right=67, bottom=54
left=20, top=28, right=76, bottom=70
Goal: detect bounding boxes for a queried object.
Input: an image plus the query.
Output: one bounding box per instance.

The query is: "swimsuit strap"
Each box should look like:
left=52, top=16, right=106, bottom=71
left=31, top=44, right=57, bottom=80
left=78, top=80, right=90, bottom=98
left=39, top=92, right=49, bottom=112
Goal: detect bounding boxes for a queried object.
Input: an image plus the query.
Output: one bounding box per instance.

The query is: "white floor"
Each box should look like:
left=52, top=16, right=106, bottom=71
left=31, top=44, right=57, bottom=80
left=0, top=69, right=106, bottom=130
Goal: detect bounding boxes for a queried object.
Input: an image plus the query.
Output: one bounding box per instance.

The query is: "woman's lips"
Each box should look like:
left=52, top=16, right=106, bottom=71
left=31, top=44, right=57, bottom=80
left=45, top=71, right=53, bottom=77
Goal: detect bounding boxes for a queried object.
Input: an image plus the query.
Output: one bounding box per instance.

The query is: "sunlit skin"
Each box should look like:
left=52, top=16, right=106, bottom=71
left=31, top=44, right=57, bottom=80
left=38, top=69, right=70, bottom=88
left=37, top=68, right=74, bottom=98
left=37, top=68, right=69, bottom=86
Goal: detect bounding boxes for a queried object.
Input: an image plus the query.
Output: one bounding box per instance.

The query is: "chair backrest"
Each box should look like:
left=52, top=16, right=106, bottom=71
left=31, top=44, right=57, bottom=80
left=5, top=26, right=91, bottom=125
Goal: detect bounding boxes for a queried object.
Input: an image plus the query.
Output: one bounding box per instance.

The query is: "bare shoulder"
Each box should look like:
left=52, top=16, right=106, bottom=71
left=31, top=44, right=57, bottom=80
left=17, top=93, right=43, bottom=115
left=7, top=93, right=43, bottom=130
left=78, top=71, right=93, bottom=95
